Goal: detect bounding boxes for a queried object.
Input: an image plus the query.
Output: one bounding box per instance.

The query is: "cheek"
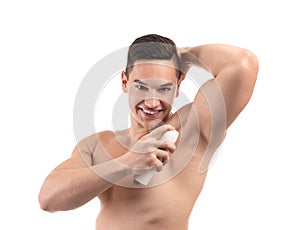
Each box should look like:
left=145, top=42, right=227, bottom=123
left=162, top=99, right=173, bottom=110
left=128, top=91, right=143, bottom=110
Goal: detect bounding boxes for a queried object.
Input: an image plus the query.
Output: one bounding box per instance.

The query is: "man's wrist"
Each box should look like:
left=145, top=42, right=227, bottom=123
left=90, top=159, right=132, bottom=183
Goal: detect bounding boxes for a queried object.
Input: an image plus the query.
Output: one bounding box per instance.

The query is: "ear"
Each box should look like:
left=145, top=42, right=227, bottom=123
left=175, top=79, right=182, bottom=97
left=121, top=71, right=128, bottom=92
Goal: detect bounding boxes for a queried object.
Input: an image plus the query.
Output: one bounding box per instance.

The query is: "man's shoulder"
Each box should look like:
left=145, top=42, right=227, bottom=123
left=97, top=130, right=115, bottom=139
left=96, top=129, right=131, bottom=149
left=77, top=130, right=115, bottom=150
left=97, top=129, right=131, bottom=141
left=82, top=130, right=116, bottom=140
left=77, top=130, right=120, bottom=155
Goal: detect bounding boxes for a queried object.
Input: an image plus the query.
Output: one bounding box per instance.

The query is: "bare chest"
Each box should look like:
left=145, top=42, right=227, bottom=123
left=97, top=168, right=206, bottom=230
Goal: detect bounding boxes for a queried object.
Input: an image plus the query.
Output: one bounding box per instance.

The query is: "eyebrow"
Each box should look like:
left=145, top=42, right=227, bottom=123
left=160, top=82, right=174, bottom=87
left=133, top=79, right=174, bottom=87
left=133, top=79, right=147, bottom=85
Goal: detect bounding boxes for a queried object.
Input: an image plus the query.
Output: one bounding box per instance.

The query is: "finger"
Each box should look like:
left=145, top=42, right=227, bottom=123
left=154, top=149, right=171, bottom=164
left=177, top=47, right=189, bottom=56
left=155, top=159, right=163, bottom=172
left=157, top=156, right=169, bottom=165
left=158, top=140, right=176, bottom=153
left=130, top=140, right=157, bottom=154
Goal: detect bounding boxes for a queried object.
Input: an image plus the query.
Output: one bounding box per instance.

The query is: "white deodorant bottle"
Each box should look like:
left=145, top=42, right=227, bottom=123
left=134, top=130, right=179, bottom=185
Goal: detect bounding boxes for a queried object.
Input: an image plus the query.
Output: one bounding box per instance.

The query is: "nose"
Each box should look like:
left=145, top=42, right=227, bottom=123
left=144, top=98, right=160, bottom=108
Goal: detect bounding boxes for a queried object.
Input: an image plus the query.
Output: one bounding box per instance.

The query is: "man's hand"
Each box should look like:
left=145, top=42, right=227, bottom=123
left=117, top=125, right=176, bottom=175
left=177, top=47, right=206, bottom=81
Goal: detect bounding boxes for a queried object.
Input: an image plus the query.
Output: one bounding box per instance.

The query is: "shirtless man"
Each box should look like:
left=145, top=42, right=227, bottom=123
left=39, top=34, right=259, bottom=229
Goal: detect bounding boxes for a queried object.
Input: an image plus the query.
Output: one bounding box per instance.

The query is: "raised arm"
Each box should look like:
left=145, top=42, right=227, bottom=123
left=177, top=44, right=258, bottom=172
left=180, top=44, right=259, bottom=131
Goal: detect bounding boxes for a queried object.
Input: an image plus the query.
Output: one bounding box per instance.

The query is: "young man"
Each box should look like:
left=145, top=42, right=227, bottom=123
left=39, top=34, right=259, bottom=229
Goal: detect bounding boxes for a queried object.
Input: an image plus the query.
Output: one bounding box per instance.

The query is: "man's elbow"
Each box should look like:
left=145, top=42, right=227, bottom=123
left=38, top=190, right=57, bottom=213
left=241, top=49, right=259, bottom=80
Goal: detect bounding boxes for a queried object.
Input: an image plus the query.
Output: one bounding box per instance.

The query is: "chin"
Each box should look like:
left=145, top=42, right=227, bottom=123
left=140, top=112, right=171, bottom=129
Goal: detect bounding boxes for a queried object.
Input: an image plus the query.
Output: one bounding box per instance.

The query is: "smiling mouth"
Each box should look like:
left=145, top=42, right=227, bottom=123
left=138, top=108, right=163, bottom=116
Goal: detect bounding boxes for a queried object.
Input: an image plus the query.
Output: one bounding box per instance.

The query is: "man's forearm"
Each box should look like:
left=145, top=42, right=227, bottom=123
left=39, top=160, right=131, bottom=212
left=185, top=44, right=253, bottom=77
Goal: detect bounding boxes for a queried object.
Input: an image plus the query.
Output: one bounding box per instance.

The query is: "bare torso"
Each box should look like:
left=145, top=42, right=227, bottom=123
left=92, top=105, right=210, bottom=229
left=39, top=43, right=257, bottom=229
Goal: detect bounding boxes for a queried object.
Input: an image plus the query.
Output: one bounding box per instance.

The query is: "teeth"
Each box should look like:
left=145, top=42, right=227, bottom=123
left=143, top=109, right=158, bottom=115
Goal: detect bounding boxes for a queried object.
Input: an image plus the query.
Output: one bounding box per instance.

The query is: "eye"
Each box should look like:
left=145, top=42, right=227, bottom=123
left=136, top=85, right=148, bottom=91
left=158, top=87, right=171, bottom=93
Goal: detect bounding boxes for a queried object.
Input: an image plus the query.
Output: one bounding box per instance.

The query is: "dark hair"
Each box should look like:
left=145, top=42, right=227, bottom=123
left=125, top=34, right=181, bottom=79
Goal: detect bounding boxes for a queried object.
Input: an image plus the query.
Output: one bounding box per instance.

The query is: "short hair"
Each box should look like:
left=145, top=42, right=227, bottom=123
left=125, top=34, right=181, bottom=79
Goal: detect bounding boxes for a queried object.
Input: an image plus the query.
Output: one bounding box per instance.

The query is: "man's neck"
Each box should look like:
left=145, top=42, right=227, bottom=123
left=128, top=119, right=152, bottom=140
left=129, top=114, right=173, bottom=140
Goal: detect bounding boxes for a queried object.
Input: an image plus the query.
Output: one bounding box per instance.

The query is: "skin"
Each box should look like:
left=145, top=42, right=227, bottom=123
left=39, top=44, right=259, bottom=229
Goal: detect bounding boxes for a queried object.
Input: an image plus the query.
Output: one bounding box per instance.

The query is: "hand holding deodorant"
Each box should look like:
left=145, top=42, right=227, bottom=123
left=134, top=130, right=179, bottom=185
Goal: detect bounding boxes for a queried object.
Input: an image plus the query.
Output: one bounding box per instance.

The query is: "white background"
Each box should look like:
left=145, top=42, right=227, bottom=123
left=1, top=0, right=299, bottom=229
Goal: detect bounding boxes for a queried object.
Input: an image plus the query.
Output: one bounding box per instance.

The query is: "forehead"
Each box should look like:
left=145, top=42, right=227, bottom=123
left=129, top=60, right=177, bottom=83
